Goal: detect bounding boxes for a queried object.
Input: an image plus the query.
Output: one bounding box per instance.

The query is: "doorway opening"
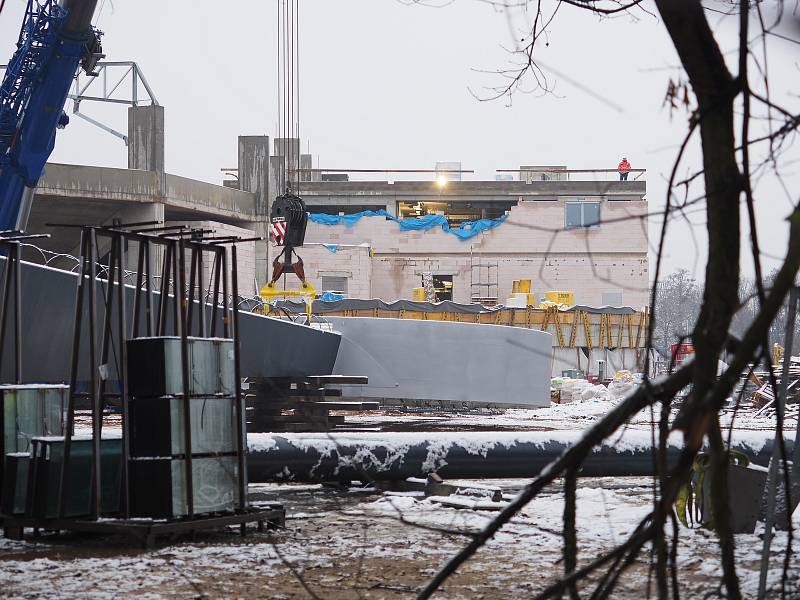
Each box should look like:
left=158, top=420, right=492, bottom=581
left=431, top=275, right=453, bottom=302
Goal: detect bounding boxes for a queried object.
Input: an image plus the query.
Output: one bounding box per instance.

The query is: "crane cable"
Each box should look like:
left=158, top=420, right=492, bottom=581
left=277, top=0, right=301, bottom=195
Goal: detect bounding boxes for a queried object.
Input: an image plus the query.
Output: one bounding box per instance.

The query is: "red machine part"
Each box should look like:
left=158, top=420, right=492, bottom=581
left=671, top=342, right=695, bottom=364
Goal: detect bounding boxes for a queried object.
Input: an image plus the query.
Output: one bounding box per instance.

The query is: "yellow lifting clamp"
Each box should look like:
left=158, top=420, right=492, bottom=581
left=260, top=281, right=317, bottom=322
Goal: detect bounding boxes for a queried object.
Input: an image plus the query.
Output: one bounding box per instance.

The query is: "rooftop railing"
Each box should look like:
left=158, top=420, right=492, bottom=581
left=496, top=168, right=646, bottom=183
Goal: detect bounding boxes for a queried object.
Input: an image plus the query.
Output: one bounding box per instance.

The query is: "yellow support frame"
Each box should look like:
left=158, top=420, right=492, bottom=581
left=260, top=281, right=316, bottom=322
left=281, top=303, right=650, bottom=350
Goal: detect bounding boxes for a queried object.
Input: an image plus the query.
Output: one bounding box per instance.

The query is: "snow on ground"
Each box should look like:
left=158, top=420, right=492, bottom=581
left=2, top=479, right=798, bottom=598
left=342, top=387, right=795, bottom=436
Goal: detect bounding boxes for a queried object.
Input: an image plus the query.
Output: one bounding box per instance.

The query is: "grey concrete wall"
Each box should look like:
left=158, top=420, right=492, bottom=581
left=164, top=173, right=256, bottom=221
left=127, top=105, right=165, bottom=173
left=327, top=317, right=553, bottom=407
left=37, top=163, right=160, bottom=203
left=36, top=163, right=257, bottom=222
left=0, top=258, right=341, bottom=384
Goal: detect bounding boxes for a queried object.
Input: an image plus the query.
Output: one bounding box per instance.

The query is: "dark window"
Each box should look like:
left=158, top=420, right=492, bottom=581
left=321, top=276, right=348, bottom=295
left=307, top=205, right=385, bottom=215
left=321, top=173, right=349, bottom=182
left=397, top=200, right=516, bottom=223
left=565, top=201, right=601, bottom=229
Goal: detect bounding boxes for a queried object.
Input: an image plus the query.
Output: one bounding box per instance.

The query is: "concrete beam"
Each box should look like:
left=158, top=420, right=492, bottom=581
left=36, top=164, right=258, bottom=224
left=299, top=179, right=647, bottom=202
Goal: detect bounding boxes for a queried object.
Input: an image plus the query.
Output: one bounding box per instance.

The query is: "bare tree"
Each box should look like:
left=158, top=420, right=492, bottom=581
left=653, top=269, right=702, bottom=358
left=413, top=1, right=800, bottom=598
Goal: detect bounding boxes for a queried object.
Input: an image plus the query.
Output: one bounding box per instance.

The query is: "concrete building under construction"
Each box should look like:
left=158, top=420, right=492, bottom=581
left=264, top=150, right=649, bottom=310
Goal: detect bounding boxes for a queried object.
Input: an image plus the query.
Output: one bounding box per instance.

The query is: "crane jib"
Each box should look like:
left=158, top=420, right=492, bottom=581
left=0, top=0, right=101, bottom=232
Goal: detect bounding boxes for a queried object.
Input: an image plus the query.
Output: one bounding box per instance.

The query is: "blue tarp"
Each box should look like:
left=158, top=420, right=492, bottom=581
left=308, top=210, right=392, bottom=227
left=307, top=209, right=508, bottom=241
left=320, top=291, right=345, bottom=302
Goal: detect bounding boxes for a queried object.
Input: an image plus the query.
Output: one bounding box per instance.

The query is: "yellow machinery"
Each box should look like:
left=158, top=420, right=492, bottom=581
left=544, top=290, right=574, bottom=306
left=260, top=281, right=317, bottom=322
left=773, top=343, right=784, bottom=366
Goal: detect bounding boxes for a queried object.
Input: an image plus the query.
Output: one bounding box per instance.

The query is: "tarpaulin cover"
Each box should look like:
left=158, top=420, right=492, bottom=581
left=307, top=209, right=508, bottom=241
left=275, top=298, right=501, bottom=314
left=308, top=210, right=390, bottom=227
left=273, top=297, right=639, bottom=315
left=320, top=291, right=345, bottom=302
left=565, top=305, right=638, bottom=315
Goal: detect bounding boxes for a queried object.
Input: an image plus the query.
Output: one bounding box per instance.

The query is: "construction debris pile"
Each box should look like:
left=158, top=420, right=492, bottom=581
left=551, top=371, right=641, bottom=404
left=734, top=352, right=800, bottom=420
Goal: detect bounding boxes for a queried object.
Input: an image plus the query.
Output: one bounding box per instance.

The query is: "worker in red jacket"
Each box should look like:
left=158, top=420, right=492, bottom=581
left=618, top=157, right=631, bottom=181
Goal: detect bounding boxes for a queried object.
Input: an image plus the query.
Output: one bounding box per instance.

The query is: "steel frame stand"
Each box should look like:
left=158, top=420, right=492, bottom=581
left=0, top=231, right=48, bottom=513
left=757, top=286, right=800, bottom=598
left=1, top=222, right=267, bottom=546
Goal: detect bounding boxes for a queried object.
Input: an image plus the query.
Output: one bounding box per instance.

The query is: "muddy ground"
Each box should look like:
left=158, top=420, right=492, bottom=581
left=2, top=478, right=797, bottom=599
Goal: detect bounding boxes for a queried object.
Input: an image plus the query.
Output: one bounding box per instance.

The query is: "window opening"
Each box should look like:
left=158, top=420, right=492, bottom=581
left=565, top=201, right=601, bottom=229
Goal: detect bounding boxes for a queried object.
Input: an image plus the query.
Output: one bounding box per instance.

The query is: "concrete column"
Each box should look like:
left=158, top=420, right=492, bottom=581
left=127, top=105, right=165, bottom=172
left=237, top=136, right=270, bottom=217
left=238, top=136, right=271, bottom=288
left=269, top=155, right=285, bottom=198
left=242, top=221, right=271, bottom=289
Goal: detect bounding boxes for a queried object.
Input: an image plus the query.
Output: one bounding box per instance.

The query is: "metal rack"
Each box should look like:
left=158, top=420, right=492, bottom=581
left=0, top=223, right=284, bottom=544
left=0, top=230, right=50, bottom=490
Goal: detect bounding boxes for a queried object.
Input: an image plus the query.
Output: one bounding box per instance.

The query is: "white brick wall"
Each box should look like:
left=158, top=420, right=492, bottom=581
left=165, top=220, right=259, bottom=296
left=268, top=198, right=650, bottom=307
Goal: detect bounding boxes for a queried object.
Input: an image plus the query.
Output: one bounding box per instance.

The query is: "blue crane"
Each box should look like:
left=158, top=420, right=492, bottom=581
left=0, top=0, right=102, bottom=232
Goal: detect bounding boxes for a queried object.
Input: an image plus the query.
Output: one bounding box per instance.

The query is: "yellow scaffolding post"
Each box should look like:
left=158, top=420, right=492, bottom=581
left=568, top=311, right=579, bottom=348
left=582, top=311, right=593, bottom=348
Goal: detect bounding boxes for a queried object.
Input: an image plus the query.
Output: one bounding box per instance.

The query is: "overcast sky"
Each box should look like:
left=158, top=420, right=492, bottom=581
left=0, top=0, right=797, bottom=280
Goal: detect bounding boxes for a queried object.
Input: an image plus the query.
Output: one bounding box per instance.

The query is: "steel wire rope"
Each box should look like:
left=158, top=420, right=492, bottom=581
left=295, top=0, right=300, bottom=195
left=286, top=0, right=290, bottom=189
left=276, top=0, right=281, bottom=191
left=283, top=0, right=289, bottom=193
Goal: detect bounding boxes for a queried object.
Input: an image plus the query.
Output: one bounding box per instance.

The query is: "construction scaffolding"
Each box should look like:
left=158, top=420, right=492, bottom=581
left=469, top=251, right=498, bottom=305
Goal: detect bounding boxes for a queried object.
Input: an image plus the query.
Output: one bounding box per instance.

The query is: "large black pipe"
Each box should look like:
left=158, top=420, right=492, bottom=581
left=60, top=0, right=99, bottom=36
left=246, top=433, right=792, bottom=483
